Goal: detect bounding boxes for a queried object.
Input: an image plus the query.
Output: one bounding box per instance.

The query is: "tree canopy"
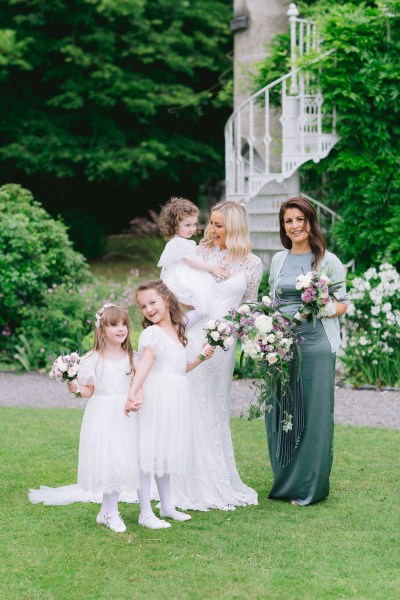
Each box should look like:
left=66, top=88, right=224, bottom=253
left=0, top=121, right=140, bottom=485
left=0, top=0, right=232, bottom=233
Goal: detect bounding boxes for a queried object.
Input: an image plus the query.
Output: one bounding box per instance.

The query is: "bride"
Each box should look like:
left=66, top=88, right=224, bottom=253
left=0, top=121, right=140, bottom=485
left=171, top=200, right=263, bottom=510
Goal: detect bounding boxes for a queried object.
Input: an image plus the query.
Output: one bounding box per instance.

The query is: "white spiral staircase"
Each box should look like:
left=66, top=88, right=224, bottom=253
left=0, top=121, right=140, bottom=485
left=225, top=3, right=340, bottom=267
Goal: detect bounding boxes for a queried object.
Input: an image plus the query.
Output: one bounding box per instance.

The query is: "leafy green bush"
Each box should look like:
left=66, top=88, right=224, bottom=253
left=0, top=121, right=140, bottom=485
left=0, top=183, right=89, bottom=334
left=342, top=263, right=400, bottom=387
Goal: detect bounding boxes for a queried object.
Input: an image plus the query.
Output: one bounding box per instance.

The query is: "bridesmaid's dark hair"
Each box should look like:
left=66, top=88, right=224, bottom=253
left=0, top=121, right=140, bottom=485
left=136, top=280, right=188, bottom=347
left=279, top=197, right=326, bottom=269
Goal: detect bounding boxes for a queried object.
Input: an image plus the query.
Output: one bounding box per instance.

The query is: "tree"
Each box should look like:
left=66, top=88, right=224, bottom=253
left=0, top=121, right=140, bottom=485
left=0, top=0, right=232, bottom=232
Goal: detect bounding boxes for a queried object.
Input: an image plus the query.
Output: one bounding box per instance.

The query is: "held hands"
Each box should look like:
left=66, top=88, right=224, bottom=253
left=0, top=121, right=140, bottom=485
left=124, top=395, right=142, bottom=416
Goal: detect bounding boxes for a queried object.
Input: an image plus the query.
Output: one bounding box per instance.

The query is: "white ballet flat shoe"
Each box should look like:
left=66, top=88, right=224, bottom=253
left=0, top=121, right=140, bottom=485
left=159, top=507, right=192, bottom=522
left=138, top=514, right=171, bottom=530
left=96, top=512, right=126, bottom=533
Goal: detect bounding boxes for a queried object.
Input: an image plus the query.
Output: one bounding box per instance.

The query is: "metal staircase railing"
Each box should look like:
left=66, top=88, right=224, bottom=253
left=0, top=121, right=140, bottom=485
left=225, top=3, right=339, bottom=203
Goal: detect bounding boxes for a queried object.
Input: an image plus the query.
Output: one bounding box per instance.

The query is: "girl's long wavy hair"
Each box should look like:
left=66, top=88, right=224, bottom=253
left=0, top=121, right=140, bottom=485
left=200, top=200, right=252, bottom=263
left=136, top=280, right=188, bottom=347
left=279, top=197, right=326, bottom=269
left=91, top=305, right=135, bottom=375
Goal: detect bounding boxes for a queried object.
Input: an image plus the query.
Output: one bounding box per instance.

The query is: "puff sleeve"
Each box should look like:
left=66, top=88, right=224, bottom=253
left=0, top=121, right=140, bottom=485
left=77, top=352, right=98, bottom=386
left=157, top=237, right=197, bottom=268
left=138, top=326, right=163, bottom=359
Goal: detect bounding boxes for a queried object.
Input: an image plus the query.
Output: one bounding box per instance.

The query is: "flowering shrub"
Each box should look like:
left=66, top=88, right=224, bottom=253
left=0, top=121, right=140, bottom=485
left=342, top=264, right=400, bottom=387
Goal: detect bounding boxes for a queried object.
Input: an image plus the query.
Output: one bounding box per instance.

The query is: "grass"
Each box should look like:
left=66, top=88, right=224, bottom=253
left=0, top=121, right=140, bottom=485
left=1, top=408, right=399, bottom=599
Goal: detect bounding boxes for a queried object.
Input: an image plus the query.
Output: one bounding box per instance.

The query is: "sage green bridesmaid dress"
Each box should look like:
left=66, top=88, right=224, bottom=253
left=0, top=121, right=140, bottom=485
left=265, top=251, right=336, bottom=506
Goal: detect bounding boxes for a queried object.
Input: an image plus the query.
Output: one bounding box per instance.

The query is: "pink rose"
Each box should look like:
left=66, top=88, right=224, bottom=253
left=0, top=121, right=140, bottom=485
left=301, top=291, right=313, bottom=303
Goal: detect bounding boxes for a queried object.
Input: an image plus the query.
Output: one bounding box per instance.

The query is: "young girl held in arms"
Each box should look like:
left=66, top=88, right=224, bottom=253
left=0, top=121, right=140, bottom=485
left=29, top=304, right=140, bottom=534
left=125, top=280, right=214, bottom=529
left=158, top=197, right=230, bottom=328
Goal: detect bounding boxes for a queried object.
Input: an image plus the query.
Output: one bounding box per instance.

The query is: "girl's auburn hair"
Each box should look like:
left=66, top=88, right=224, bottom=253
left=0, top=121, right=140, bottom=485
left=136, top=280, right=188, bottom=347
left=158, top=196, right=200, bottom=239
left=200, top=200, right=252, bottom=263
left=279, top=197, right=327, bottom=269
left=91, top=305, right=135, bottom=375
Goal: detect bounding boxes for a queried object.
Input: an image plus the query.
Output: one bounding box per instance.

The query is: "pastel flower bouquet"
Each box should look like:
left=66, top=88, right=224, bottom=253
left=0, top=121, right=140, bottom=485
left=293, top=270, right=343, bottom=325
left=49, top=352, right=82, bottom=397
left=198, top=319, right=235, bottom=361
left=225, top=297, right=300, bottom=426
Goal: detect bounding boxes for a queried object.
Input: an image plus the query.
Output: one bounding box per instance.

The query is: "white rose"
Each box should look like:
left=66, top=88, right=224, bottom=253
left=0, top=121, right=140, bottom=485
left=281, top=337, right=292, bottom=347
left=223, top=337, right=234, bottom=349
left=319, top=273, right=331, bottom=285
left=57, top=358, right=68, bottom=373
left=218, top=322, right=228, bottom=333
left=67, top=364, right=79, bottom=377
left=254, top=315, right=273, bottom=334
left=206, top=320, right=216, bottom=330
left=243, top=340, right=260, bottom=359
left=237, top=305, right=251, bottom=315
left=266, top=353, right=278, bottom=365
left=266, top=334, right=276, bottom=343
left=262, top=296, right=272, bottom=307
left=210, top=331, right=220, bottom=341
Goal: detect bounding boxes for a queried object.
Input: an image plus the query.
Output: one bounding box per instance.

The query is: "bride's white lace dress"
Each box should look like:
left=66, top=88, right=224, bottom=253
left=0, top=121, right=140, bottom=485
left=171, top=246, right=263, bottom=510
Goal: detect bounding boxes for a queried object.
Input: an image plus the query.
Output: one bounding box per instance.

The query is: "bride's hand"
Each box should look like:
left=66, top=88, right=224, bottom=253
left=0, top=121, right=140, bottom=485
left=211, top=265, right=230, bottom=278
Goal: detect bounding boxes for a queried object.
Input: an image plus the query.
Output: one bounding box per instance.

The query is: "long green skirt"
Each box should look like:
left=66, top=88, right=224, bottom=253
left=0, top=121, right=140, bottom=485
left=265, top=319, right=336, bottom=506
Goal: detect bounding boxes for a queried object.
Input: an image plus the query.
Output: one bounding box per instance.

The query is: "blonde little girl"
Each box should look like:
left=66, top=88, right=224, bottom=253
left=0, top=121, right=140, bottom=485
left=29, top=304, right=140, bottom=534
left=158, top=197, right=229, bottom=328
left=124, top=280, right=214, bottom=530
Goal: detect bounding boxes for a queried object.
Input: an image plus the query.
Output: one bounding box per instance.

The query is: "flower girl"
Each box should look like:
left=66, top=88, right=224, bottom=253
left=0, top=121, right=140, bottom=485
left=124, top=280, right=214, bottom=529
left=158, top=197, right=229, bottom=328
left=29, top=304, right=140, bottom=533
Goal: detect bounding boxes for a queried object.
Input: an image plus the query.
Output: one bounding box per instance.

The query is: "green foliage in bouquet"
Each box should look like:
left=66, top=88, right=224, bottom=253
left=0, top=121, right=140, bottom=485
left=255, top=0, right=400, bottom=269
left=342, top=263, right=400, bottom=387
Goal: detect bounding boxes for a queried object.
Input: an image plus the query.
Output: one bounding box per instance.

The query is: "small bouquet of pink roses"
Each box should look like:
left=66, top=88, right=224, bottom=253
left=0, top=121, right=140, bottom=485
left=49, top=351, right=82, bottom=398
left=293, top=270, right=343, bottom=326
left=198, top=319, right=235, bottom=361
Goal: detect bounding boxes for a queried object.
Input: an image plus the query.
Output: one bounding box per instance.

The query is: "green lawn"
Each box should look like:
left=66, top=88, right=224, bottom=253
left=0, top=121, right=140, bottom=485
left=1, top=408, right=399, bottom=600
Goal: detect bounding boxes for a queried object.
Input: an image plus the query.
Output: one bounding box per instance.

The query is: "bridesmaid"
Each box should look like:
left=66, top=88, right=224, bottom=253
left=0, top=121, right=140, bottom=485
left=266, top=197, right=347, bottom=506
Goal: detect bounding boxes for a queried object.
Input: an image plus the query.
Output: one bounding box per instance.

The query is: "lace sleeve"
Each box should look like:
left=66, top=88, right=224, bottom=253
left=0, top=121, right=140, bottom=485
left=243, top=255, right=263, bottom=303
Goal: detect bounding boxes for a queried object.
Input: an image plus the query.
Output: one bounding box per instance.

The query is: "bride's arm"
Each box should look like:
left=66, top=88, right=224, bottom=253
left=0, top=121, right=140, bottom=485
left=243, top=256, right=264, bottom=303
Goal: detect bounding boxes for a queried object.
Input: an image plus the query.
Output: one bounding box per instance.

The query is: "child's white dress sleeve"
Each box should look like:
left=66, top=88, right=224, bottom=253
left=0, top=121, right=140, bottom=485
left=157, top=237, right=213, bottom=316
left=138, top=327, right=163, bottom=359
left=77, top=352, right=98, bottom=386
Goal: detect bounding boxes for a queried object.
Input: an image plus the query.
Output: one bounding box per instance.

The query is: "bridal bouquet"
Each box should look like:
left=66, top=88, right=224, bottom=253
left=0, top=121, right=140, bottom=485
left=226, top=297, right=300, bottom=426
left=294, top=270, right=343, bottom=325
left=49, top=351, right=82, bottom=397
left=199, top=319, right=235, bottom=361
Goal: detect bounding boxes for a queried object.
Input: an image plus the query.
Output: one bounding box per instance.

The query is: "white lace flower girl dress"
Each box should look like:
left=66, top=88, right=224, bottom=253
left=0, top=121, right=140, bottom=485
left=158, top=236, right=213, bottom=317
left=137, top=325, right=192, bottom=477
left=29, top=352, right=140, bottom=505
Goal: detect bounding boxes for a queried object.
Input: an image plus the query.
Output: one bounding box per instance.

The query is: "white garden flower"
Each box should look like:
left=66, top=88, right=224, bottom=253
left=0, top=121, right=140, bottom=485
left=359, top=336, right=369, bottom=346
left=371, top=306, right=380, bottom=316
left=210, top=331, right=220, bottom=341
left=364, top=267, right=378, bottom=280
left=381, top=302, right=392, bottom=313
left=254, top=315, right=273, bottom=334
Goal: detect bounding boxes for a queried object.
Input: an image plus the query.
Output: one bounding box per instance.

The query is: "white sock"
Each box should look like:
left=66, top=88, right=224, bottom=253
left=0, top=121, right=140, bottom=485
left=101, top=491, right=119, bottom=516
left=138, top=472, right=171, bottom=529
left=156, top=474, right=191, bottom=522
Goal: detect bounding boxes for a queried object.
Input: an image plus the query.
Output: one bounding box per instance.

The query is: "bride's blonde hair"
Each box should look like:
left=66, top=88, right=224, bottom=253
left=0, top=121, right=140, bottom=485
left=200, top=200, right=252, bottom=263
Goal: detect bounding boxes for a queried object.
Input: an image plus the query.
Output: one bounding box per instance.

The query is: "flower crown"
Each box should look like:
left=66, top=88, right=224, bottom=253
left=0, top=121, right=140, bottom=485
left=94, top=303, right=118, bottom=329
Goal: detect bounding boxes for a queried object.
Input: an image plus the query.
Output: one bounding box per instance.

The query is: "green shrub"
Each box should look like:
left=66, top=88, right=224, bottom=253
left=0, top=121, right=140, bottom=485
left=342, top=263, right=400, bottom=387
left=0, top=183, right=89, bottom=335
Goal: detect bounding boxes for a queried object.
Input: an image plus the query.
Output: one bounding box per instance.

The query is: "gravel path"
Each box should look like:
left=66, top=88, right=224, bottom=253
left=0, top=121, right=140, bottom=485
left=1, top=373, right=399, bottom=429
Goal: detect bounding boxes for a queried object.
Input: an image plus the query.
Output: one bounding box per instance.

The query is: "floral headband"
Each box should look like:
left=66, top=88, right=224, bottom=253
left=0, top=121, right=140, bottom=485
left=94, top=303, right=118, bottom=329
